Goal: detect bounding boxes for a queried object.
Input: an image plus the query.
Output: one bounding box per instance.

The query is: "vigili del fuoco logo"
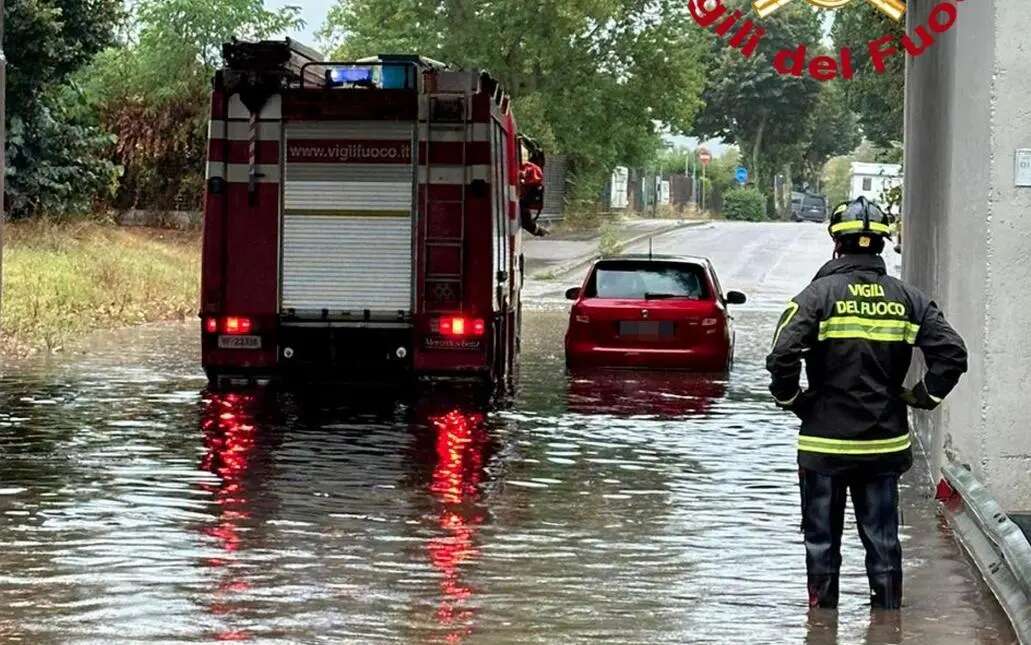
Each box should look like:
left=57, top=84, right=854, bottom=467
left=689, top=0, right=964, bottom=82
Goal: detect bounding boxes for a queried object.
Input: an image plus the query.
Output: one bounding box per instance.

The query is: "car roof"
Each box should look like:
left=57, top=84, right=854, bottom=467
left=596, top=254, right=711, bottom=266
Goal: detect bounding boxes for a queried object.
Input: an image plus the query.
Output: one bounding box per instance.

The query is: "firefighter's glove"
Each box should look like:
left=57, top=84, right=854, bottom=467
left=534, top=226, right=550, bottom=238
left=775, top=389, right=804, bottom=411
left=901, top=381, right=941, bottom=411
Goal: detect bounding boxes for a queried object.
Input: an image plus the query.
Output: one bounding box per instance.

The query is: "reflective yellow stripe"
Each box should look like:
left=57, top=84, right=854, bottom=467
left=818, top=317, right=920, bottom=343
left=830, top=221, right=892, bottom=235
left=799, top=434, right=912, bottom=455
left=772, top=301, right=799, bottom=347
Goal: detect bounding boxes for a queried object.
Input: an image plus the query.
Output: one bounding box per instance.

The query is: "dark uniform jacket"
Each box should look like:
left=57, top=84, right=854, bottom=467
left=766, top=254, right=968, bottom=475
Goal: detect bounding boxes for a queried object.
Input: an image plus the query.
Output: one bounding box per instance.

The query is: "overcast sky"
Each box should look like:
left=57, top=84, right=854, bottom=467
left=266, top=0, right=335, bottom=46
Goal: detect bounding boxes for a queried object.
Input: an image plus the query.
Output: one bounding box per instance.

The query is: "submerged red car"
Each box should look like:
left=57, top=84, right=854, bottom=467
left=564, top=255, right=746, bottom=371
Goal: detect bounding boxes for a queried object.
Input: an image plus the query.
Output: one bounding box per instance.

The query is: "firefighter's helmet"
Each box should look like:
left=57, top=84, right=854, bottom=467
left=829, top=197, right=892, bottom=241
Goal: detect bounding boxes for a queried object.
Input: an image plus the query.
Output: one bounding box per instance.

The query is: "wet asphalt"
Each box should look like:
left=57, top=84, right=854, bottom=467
left=0, top=222, right=1016, bottom=644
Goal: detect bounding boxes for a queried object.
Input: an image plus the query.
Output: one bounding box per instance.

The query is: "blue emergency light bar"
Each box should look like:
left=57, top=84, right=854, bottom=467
left=328, top=66, right=374, bottom=86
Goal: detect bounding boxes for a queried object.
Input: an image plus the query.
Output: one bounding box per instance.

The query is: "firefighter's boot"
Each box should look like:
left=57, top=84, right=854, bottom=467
left=800, top=470, right=848, bottom=608
left=808, top=574, right=840, bottom=609
left=852, top=474, right=904, bottom=610
left=869, top=572, right=903, bottom=610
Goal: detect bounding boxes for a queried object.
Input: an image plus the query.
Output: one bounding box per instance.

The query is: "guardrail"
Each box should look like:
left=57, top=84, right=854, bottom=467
left=938, top=463, right=1031, bottom=644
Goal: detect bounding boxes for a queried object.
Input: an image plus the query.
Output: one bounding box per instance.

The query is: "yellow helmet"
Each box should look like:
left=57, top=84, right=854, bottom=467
left=829, top=197, right=892, bottom=240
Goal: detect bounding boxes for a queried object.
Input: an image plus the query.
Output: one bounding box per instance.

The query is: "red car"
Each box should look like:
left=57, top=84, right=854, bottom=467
left=564, top=255, right=746, bottom=371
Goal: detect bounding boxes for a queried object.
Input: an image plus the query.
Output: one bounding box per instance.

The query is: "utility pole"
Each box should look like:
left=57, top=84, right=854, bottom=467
left=1, top=0, right=6, bottom=318
left=692, top=152, right=698, bottom=211
left=701, top=161, right=707, bottom=213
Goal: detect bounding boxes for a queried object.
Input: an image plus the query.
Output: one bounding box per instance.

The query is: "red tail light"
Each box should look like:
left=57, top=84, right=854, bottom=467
left=438, top=316, right=485, bottom=337
left=204, top=317, right=219, bottom=334
left=223, top=316, right=253, bottom=335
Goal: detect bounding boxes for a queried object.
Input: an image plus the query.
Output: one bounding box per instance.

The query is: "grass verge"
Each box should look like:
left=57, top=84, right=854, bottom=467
left=1, top=220, right=200, bottom=356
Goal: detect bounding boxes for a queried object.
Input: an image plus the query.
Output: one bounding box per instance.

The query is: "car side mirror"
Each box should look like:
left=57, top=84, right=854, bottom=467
left=565, top=287, right=581, bottom=301
left=726, top=290, right=747, bottom=305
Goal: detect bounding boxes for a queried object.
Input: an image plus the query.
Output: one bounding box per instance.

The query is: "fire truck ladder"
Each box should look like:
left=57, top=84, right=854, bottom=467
left=422, top=91, right=470, bottom=313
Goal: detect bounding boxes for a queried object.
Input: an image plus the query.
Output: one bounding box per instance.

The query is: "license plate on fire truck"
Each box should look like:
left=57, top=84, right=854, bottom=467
left=218, top=336, right=262, bottom=350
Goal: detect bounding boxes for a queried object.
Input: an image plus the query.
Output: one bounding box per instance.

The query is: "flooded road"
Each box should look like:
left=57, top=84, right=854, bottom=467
left=0, top=223, right=1015, bottom=643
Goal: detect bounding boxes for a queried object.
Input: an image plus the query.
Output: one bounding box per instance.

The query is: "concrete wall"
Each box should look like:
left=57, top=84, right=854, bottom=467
left=905, top=0, right=1031, bottom=511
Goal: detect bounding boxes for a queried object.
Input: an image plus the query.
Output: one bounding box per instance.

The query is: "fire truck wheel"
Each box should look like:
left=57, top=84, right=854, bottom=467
left=204, top=368, right=224, bottom=391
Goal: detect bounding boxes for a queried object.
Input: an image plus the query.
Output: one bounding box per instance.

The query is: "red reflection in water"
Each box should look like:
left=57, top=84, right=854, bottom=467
left=567, top=370, right=727, bottom=418
left=425, top=408, right=488, bottom=643
left=199, top=392, right=260, bottom=642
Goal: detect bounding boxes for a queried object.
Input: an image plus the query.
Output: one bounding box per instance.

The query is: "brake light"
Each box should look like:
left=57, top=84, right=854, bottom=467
left=223, top=316, right=253, bottom=335
left=438, top=316, right=485, bottom=337
left=204, top=317, right=219, bottom=334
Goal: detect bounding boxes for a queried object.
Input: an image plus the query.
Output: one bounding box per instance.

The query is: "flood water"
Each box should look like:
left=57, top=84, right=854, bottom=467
left=0, top=305, right=1014, bottom=644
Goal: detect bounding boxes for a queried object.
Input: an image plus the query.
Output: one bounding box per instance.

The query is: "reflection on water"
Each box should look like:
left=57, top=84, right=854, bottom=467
left=0, top=312, right=1015, bottom=644
left=566, top=370, right=727, bottom=418
left=425, top=408, right=488, bottom=643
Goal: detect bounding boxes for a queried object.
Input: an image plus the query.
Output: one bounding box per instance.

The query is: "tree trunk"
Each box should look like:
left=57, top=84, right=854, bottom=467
left=751, top=110, right=768, bottom=190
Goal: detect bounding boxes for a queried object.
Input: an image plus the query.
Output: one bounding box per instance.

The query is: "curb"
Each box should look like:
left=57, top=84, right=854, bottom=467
left=528, top=220, right=710, bottom=280
left=939, top=464, right=1031, bottom=644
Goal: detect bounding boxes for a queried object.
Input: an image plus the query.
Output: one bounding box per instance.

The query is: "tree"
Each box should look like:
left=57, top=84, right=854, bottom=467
left=79, top=0, right=302, bottom=210
left=822, top=140, right=903, bottom=207
left=319, top=0, right=709, bottom=200
left=693, top=1, right=823, bottom=196
left=799, top=81, right=860, bottom=188
left=831, top=5, right=904, bottom=147
left=822, top=155, right=853, bottom=207
left=4, top=0, right=122, bottom=217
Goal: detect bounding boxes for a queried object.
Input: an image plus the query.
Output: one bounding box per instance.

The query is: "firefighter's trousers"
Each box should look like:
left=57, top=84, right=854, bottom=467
left=799, top=469, right=903, bottom=610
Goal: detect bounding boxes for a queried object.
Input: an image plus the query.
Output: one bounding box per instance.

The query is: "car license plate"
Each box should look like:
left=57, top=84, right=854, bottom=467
left=619, top=321, right=675, bottom=338
left=218, top=335, right=261, bottom=350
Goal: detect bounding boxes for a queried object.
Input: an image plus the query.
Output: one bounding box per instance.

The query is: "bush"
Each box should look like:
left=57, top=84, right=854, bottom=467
left=722, top=188, right=767, bottom=221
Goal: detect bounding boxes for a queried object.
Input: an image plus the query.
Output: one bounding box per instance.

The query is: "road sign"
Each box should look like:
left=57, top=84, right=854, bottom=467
left=698, top=148, right=712, bottom=166
left=735, top=166, right=749, bottom=185
left=1016, top=149, right=1031, bottom=187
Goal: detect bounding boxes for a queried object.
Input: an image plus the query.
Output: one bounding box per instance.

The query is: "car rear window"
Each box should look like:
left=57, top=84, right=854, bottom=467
left=586, top=261, right=710, bottom=300
left=803, top=196, right=826, bottom=208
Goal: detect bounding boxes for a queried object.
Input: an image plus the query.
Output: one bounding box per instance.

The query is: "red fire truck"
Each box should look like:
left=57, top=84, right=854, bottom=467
left=200, top=40, right=533, bottom=390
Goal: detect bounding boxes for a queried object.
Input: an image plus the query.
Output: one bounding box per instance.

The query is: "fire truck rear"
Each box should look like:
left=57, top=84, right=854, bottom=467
left=200, top=40, right=528, bottom=390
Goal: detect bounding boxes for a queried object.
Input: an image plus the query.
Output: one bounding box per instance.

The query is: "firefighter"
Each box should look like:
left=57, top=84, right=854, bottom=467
left=767, top=197, right=968, bottom=610
left=519, top=148, right=548, bottom=237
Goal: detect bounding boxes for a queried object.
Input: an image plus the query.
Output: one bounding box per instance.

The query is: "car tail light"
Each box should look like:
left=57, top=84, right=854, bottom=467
left=438, top=316, right=485, bottom=337
left=223, top=316, right=253, bottom=335
left=204, top=317, right=219, bottom=334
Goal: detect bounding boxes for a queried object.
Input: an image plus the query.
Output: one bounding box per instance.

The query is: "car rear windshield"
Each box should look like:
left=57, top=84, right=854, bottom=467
left=804, top=196, right=826, bottom=208
left=586, top=261, right=710, bottom=300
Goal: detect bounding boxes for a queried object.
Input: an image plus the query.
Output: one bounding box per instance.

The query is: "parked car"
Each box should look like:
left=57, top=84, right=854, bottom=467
left=564, top=255, right=746, bottom=371
left=790, top=192, right=806, bottom=219
left=792, top=193, right=828, bottom=223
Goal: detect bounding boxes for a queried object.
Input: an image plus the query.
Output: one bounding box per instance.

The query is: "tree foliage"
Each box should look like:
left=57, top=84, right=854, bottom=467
left=4, top=0, right=122, bottom=217
left=693, top=1, right=823, bottom=194
left=800, top=81, right=860, bottom=187
left=320, top=0, right=709, bottom=196
left=831, top=5, right=904, bottom=147
left=79, top=0, right=302, bottom=209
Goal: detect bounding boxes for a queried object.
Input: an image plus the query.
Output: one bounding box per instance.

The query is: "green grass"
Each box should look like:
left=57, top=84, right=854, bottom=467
left=598, top=223, right=624, bottom=258
left=1, top=220, right=200, bottom=355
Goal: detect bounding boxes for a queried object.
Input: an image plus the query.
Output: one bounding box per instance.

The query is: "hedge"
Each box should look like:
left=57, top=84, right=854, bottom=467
left=722, top=187, right=766, bottom=221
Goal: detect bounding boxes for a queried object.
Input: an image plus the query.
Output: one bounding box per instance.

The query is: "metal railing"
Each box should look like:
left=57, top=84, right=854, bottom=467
left=940, top=463, right=1031, bottom=644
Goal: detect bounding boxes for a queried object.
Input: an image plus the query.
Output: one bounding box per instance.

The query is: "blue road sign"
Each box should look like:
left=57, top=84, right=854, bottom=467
left=736, top=166, right=749, bottom=185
